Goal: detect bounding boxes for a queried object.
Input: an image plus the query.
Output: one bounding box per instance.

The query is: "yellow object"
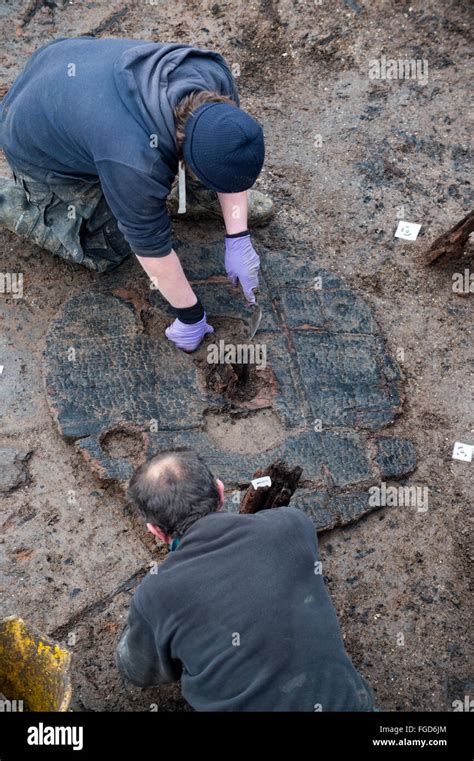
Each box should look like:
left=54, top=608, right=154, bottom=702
left=0, top=616, right=72, bottom=711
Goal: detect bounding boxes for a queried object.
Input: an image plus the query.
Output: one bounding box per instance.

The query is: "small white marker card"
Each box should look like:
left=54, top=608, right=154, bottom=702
left=452, top=442, right=473, bottom=462
left=251, top=476, right=272, bottom=490
left=395, top=221, right=422, bottom=241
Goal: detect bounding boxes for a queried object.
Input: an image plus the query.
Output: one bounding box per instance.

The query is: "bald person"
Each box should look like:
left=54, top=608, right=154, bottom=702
left=115, top=448, right=375, bottom=712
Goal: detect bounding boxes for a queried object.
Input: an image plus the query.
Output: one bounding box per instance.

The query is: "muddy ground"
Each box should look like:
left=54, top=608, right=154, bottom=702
left=0, top=0, right=472, bottom=712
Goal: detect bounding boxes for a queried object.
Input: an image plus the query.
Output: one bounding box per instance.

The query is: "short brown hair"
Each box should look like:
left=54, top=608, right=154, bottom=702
left=174, top=90, right=237, bottom=163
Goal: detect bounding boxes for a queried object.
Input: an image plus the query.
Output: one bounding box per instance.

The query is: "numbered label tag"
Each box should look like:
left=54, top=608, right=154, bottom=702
left=251, top=476, right=272, bottom=490
left=395, top=221, right=421, bottom=241
left=452, top=442, right=473, bottom=462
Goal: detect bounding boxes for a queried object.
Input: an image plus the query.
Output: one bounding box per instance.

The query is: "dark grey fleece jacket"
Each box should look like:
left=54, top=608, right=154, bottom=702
left=0, top=37, right=239, bottom=257
left=116, top=506, right=374, bottom=712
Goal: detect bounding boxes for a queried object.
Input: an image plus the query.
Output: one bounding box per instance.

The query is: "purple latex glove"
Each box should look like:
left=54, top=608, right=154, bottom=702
left=165, top=314, right=214, bottom=352
left=225, top=234, right=260, bottom=304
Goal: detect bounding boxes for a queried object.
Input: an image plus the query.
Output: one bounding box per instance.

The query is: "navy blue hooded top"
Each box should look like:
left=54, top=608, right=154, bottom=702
left=0, top=37, right=239, bottom=257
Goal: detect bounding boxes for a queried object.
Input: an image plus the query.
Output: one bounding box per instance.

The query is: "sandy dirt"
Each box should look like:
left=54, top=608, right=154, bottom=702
left=0, top=0, right=472, bottom=711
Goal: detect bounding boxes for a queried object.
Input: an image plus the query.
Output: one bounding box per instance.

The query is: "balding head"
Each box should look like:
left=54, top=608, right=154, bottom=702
left=127, top=448, right=220, bottom=539
left=146, top=454, right=183, bottom=484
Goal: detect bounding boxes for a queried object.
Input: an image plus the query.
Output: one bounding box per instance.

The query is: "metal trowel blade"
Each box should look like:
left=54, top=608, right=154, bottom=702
left=248, top=304, right=262, bottom=340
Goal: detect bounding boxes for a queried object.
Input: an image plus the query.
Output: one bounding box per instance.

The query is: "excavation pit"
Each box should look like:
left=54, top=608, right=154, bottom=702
left=43, top=246, right=417, bottom=530
left=100, top=428, right=146, bottom=465
left=204, top=361, right=269, bottom=404
left=240, top=461, right=303, bottom=514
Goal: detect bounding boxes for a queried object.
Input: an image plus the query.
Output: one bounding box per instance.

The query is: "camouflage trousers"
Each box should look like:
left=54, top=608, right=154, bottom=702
left=11, top=169, right=132, bottom=272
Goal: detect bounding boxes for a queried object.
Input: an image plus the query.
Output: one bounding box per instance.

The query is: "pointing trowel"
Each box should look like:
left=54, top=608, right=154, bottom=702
left=247, top=303, right=262, bottom=340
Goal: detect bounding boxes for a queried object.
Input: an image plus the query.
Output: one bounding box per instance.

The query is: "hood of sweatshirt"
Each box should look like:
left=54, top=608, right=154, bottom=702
left=113, top=42, right=240, bottom=171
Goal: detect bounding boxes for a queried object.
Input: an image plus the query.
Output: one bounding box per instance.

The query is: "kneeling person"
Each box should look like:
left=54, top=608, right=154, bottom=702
left=116, top=449, right=375, bottom=712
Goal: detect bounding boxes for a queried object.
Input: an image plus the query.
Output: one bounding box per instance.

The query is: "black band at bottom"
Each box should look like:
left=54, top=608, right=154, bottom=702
left=174, top=298, right=205, bottom=324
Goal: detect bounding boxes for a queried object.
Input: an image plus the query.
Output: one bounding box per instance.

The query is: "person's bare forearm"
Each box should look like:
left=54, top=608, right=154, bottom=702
left=137, top=249, right=213, bottom=352
left=136, top=250, right=197, bottom=308
left=217, top=191, right=248, bottom=234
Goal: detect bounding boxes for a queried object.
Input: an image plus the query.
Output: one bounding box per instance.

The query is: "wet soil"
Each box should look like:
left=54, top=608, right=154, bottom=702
left=0, top=0, right=472, bottom=711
